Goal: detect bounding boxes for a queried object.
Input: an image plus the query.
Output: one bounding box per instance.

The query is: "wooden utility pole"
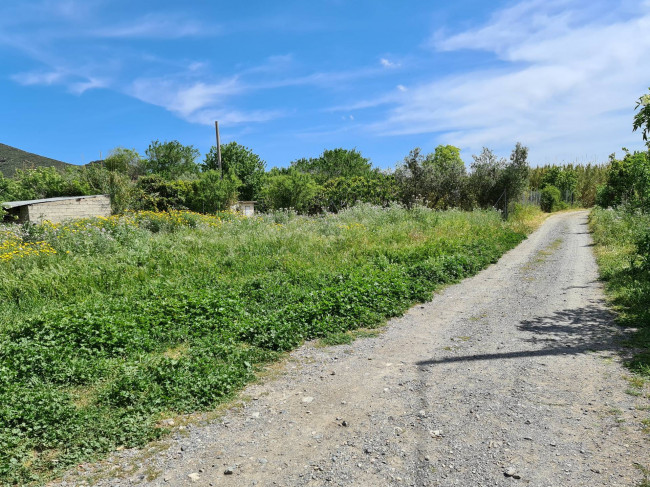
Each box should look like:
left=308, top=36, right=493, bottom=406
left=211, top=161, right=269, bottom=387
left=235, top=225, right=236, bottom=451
left=215, top=121, right=222, bottom=179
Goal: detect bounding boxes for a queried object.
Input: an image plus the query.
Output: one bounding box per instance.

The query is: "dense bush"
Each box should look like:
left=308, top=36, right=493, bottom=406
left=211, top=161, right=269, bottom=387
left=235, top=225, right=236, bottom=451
left=260, top=169, right=320, bottom=213
left=595, top=151, right=650, bottom=211
left=135, top=171, right=240, bottom=213
left=188, top=170, right=241, bottom=213
left=317, top=174, right=399, bottom=212
left=540, top=185, right=562, bottom=212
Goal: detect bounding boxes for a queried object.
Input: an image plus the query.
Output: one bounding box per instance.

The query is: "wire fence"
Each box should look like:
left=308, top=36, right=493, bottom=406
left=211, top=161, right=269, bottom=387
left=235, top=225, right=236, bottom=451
left=520, top=190, right=575, bottom=206
left=493, top=189, right=576, bottom=219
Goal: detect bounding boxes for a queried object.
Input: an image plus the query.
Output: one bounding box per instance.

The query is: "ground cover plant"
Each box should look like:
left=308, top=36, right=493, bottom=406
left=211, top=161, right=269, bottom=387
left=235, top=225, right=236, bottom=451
left=590, top=208, right=650, bottom=376
left=0, top=204, right=541, bottom=485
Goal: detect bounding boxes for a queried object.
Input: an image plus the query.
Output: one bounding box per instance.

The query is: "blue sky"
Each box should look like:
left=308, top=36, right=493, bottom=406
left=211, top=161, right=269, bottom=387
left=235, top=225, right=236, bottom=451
left=1, top=0, right=649, bottom=170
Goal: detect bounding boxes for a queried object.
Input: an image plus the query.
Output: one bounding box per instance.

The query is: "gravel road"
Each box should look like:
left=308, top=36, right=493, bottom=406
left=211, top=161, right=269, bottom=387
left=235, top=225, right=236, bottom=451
left=55, top=210, right=650, bottom=487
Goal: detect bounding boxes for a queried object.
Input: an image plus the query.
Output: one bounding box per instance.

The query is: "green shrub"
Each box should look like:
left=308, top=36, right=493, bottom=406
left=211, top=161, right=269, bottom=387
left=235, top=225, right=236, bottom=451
left=596, top=151, right=650, bottom=211
left=317, top=175, right=399, bottom=212
left=636, top=228, right=650, bottom=272
left=540, top=185, right=562, bottom=212
left=260, top=169, right=320, bottom=213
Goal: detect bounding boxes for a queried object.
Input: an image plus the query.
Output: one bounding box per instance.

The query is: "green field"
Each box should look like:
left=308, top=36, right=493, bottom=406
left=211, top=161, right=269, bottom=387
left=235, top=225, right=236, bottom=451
left=590, top=208, right=650, bottom=377
left=0, top=204, right=540, bottom=485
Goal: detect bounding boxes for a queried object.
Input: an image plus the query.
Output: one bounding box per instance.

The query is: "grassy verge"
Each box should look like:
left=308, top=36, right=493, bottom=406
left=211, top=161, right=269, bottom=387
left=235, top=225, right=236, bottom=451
left=1, top=204, right=541, bottom=485
left=589, top=208, right=650, bottom=376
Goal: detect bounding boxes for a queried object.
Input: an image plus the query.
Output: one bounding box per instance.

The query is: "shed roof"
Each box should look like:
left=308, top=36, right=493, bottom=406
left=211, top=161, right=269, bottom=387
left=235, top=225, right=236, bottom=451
left=1, top=194, right=108, bottom=209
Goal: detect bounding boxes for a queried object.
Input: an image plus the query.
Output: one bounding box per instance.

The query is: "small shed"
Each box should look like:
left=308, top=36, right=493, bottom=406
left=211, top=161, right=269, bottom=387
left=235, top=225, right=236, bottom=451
left=2, top=195, right=111, bottom=224
left=231, top=201, right=256, bottom=217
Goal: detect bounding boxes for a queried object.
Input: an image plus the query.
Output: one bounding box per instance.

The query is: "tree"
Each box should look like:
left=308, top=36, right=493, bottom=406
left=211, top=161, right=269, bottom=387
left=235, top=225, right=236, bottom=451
left=144, top=140, right=200, bottom=179
left=104, top=147, right=144, bottom=178
left=468, top=144, right=530, bottom=208
left=633, top=88, right=650, bottom=144
left=541, top=166, right=577, bottom=195
left=468, top=147, right=507, bottom=208
left=425, top=145, right=467, bottom=208
left=290, top=148, right=373, bottom=183
left=395, top=148, right=433, bottom=207
left=203, top=142, right=265, bottom=201
left=502, top=142, right=530, bottom=202
left=596, top=150, right=650, bottom=210
left=395, top=146, right=470, bottom=209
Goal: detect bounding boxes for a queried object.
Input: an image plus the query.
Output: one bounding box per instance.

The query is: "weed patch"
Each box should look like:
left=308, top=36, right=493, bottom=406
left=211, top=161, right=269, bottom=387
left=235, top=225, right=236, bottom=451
left=590, top=208, right=650, bottom=377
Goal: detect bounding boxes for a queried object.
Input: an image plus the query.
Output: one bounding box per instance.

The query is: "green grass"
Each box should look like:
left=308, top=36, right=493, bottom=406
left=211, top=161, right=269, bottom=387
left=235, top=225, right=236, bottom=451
left=0, top=204, right=541, bottom=485
left=0, top=143, right=73, bottom=178
left=589, top=208, right=650, bottom=377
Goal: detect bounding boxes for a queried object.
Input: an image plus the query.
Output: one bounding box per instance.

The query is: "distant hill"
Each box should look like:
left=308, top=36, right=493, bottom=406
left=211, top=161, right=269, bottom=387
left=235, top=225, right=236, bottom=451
left=0, top=143, right=74, bottom=177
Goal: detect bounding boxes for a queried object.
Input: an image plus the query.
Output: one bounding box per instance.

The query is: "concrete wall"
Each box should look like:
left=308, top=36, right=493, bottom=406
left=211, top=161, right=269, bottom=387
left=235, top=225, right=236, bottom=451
left=26, top=195, right=111, bottom=224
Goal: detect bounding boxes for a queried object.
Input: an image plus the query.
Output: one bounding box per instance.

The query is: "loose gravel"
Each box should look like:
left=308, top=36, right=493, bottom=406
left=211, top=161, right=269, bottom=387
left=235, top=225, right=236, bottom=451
left=51, top=211, right=650, bottom=487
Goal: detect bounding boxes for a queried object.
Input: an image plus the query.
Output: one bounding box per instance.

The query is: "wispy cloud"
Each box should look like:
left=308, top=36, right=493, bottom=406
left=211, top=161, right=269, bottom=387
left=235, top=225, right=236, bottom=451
left=11, top=69, right=65, bottom=86
left=374, top=0, right=650, bottom=162
left=68, top=77, right=107, bottom=94
left=128, top=76, right=282, bottom=125
left=11, top=69, right=107, bottom=94
left=92, top=14, right=213, bottom=39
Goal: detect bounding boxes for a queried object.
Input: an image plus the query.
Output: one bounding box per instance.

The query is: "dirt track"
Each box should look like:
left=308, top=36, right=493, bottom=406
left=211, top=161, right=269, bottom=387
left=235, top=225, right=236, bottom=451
left=58, top=210, right=649, bottom=487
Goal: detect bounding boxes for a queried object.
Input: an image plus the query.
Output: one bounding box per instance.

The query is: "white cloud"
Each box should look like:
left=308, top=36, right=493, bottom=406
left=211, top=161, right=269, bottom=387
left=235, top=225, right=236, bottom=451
left=68, top=77, right=106, bottom=94
left=128, top=76, right=282, bottom=125
left=11, top=70, right=65, bottom=86
left=380, top=58, right=398, bottom=68
left=397, top=84, right=407, bottom=92
left=11, top=69, right=105, bottom=95
left=376, top=0, right=650, bottom=163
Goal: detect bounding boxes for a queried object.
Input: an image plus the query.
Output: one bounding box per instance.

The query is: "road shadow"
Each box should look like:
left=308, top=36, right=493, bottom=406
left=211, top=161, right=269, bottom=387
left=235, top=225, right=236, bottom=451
left=416, top=304, right=630, bottom=367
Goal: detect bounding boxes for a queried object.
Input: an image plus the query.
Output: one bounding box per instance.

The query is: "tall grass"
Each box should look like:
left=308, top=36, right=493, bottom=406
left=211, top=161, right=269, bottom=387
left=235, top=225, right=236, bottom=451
left=590, top=208, right=650, bottom=375
left=0, top=204, right=539, bottom=485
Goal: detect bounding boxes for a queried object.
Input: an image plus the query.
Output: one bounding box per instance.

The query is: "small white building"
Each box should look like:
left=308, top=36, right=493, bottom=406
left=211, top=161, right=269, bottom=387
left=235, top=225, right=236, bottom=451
left=2, top=195, right=111, bottom=224
left=231, top=201, right=256, bottom=217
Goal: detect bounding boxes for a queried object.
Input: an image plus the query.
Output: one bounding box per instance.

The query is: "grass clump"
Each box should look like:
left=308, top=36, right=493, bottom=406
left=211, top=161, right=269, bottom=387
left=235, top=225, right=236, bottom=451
left=0, top=204, right=536, bottom=484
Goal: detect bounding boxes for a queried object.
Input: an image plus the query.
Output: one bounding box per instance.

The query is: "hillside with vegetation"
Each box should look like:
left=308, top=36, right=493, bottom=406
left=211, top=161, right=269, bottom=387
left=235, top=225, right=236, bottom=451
left=0, top=143, right=73, bottom=179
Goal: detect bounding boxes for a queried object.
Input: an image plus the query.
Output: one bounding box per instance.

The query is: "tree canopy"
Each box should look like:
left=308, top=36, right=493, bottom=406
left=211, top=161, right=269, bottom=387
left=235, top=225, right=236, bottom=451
left=203, top=142, right=266, bottom=201
left=290, top=148, right=373, bottom=183
left=144, top=140, right=200, bottom=179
